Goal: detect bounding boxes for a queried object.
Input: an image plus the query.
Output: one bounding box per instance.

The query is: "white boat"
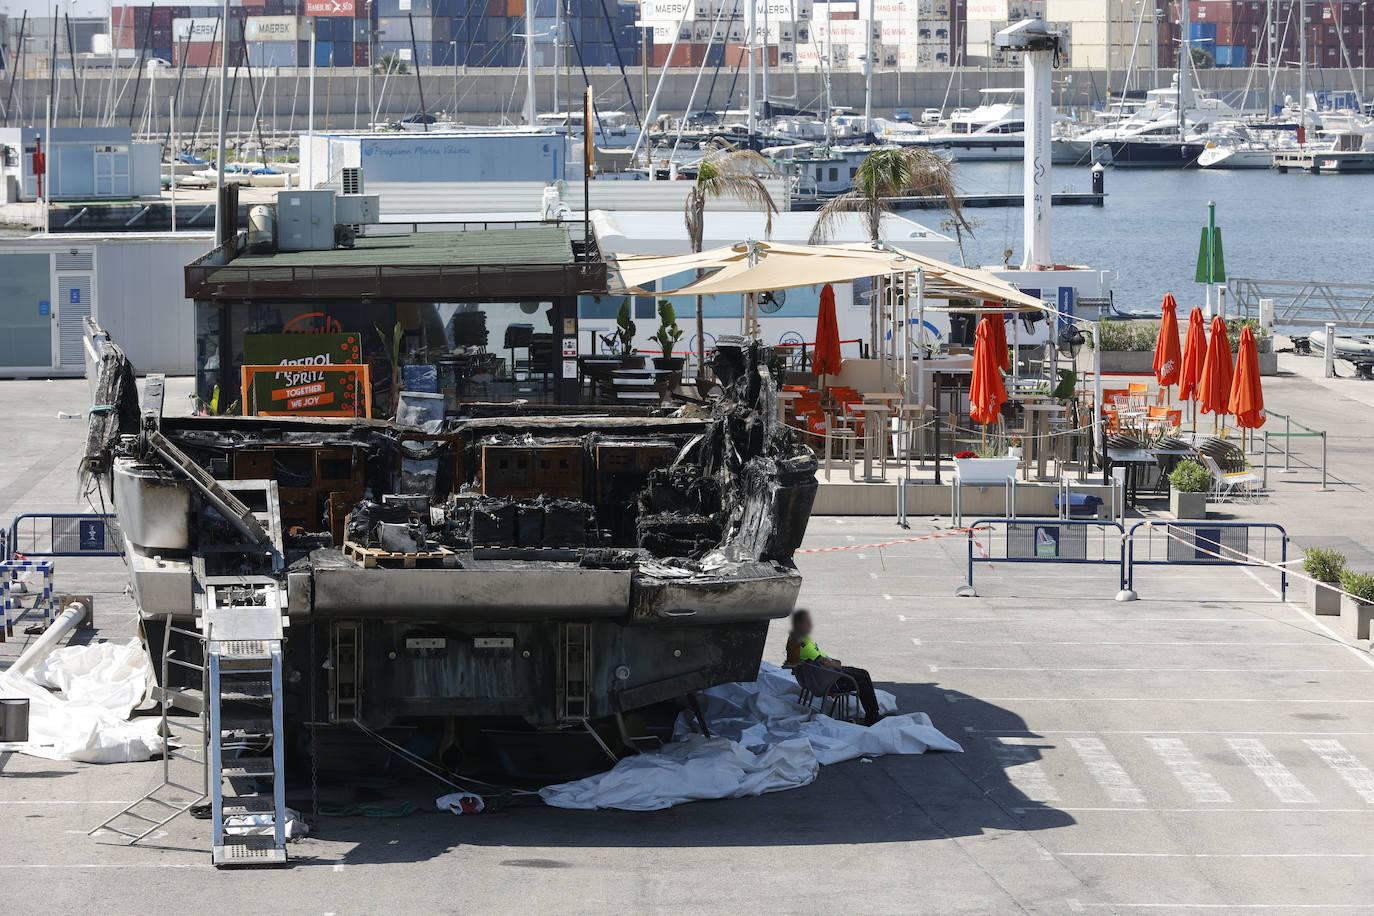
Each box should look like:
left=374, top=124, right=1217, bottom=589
left=894, top=89, right=1058, bottom=162
left=1308, top=328, right=1374, bottom=358
left=1198, top=141, right=1274, bottom=169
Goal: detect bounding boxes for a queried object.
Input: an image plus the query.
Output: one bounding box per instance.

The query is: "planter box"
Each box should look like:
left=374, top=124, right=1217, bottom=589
left=1099, top=349, right=1278, bottom=377
left=1339, top=593, right=1374, bottom=642
left=953, top=456, right=1020, bottom=484
left=1308, top=580, right=1343, bottom=616
left=1170, top=488, right=1208, bottom=519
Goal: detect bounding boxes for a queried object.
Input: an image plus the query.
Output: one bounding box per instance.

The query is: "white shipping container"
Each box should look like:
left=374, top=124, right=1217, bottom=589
left=243, top=16, right=300, bottom=42
left=810, top=19, right=878, bottom=44
left=173, top=17, right=221, bottom=41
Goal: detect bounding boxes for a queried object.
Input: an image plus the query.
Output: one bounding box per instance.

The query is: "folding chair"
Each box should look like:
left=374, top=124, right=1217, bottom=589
left=1199, top=452, right=1260, bottom=503
left=793, top=663, right=859, bottom=722
left=1128, top=382, right=1150, bottom=400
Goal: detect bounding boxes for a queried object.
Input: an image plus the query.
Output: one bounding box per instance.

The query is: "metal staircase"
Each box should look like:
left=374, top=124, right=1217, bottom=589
left=91, top=479, right=291, bottom=868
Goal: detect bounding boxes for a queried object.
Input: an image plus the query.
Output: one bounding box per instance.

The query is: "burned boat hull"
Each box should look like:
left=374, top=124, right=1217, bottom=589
left=90, top=333, right=817, bottom=747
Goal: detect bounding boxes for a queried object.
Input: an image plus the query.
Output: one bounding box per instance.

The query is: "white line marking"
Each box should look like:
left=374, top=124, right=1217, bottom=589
left=933, top=666, right=1364, bottom=673
left=1228, top=738, right=1317, bottom=803
left=1148, top=737, right=1233, bottom=804
left=989, top=737, right=1060, bottom=802
left=1240, top=566, right=1374, bottom=671
left=1304, top=739, right=1374, bottom=803
left=1076, top=904, right=1374, bottom=910
left=332, top=863, right=346, bottom=873
left=1069, top=737, right=1145, bottom=805
left=910, top=637, right=921, bottom=646
left=1057, top=852, right=1374, bottom=858
left=882, top=594, right=892, bottom=600
left=928, top=664, right=940, bottom=673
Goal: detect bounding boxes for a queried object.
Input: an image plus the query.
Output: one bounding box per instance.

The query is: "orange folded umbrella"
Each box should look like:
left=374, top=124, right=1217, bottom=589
left=1153, top=294, right=1182, bottom=389
left=970, top=316, right=1008, bottom=427
left=812, top=283, right=842, bottom=380
left=982, top=305, right=1011, bottom=372
left=1198, top=314, right=1234, bottom=418
left=1229, top=325, right=1266, bottom=428
left=1177, top=306, right=1206, bottom=403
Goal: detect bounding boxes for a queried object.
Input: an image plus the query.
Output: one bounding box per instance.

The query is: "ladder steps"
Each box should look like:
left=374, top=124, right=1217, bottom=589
left=220, top=757, right=274, bottom=778
left=220, top=682, right=273, bottom=702
left=214, top=836, right=288, bottom=867
left=222, top=797, right=276, bottom=816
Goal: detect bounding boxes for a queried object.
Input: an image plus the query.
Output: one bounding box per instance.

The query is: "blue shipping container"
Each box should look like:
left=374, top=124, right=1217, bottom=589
left=249, top=40, right=298, bottom=67
left=315, top=40, right=335, bottom=66
left=1189, top=22, right=1217, bottom=39
left=1214, top=44, right=1247, bottom=67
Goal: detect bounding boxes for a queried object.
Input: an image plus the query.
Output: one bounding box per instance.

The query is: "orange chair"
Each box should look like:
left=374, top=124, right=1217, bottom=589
left=1128, top=382, right=1150, bottom=398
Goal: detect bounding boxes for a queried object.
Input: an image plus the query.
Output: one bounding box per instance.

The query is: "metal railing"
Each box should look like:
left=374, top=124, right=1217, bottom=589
left=1261, top=411, right=1328, bottom=490
left=7, top=513, right=121, bottom=561
left=1122, top=521, right=1288, bottom=601
left=959, top=517, right=1127, bottom=598
left=1228, top=277, right=1374, bottom=331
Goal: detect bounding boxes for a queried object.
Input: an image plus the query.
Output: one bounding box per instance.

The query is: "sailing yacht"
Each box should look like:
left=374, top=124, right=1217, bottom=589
left=1072, top=85, right=1242, bottom=168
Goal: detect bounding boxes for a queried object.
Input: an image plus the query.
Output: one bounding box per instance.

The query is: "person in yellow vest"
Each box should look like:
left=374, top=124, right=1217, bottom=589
left=784, top=610, right=882, bottom=726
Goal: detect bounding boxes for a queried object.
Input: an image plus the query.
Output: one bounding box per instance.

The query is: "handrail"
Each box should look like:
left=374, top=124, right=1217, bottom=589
left=1260, top=411, right=1328, bottom=489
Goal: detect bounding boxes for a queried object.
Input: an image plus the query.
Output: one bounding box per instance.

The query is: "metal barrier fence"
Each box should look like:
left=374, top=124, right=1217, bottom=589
left=6, top=513, right=121, bottom=560
left=1122, top=521, right=1288, bottom=601
left=1261, top=411, right=1328, bottom=490
left=959, top=518, right=1127, bottom=597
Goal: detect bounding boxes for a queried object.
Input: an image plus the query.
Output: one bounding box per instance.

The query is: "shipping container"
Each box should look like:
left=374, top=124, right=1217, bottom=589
left=650, top=42, right=706, bottom=66
left=174, top=39, right=223, bottom=66
left=248, top=38, right=298, bottom=65
left=376, top=0, right=455, bottom=16
left=378, top=15, right=436, bottom=41
left=353, top=40, right=370, bottom=65
left=1221, top=44, right=1248, bottom=66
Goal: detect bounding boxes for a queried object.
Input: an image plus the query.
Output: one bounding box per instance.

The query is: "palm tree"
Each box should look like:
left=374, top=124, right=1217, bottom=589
left=683, top=140, right=778, bottom=383
left=808, top=147, right=967, bottom=245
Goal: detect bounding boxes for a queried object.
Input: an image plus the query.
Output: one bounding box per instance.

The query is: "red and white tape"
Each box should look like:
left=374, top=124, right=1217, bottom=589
left=796, top=528, right=979, bottom=555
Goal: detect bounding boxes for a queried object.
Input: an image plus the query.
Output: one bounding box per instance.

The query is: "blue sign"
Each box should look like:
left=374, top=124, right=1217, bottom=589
left=69, top=288, right=81, bottom=304
left=1194, top=528, right=1223, bottom=560
left=1058, top=286, right=1075, bottom=330
left=38, top=300, right=49, bottom=316
left=78, top=519, right=106, bottom=552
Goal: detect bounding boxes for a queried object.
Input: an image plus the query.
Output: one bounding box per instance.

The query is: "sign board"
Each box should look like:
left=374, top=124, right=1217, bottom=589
left=1194, top=227, right=1226, bottom=283
left=78, top=519, right=107, bottom=552
left=1034, top=525, right=1060, bottom=558
left=243, top=332, right=363, bottom=416
left=38, top=300, right=49, bottom=316
left=304, top=0, right=355, bottom=15
left=244, top=16, right=300, bottom=42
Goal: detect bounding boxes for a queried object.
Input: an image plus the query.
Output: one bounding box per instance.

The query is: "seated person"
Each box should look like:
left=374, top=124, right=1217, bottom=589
left=784, top=610, right=882, bottom=726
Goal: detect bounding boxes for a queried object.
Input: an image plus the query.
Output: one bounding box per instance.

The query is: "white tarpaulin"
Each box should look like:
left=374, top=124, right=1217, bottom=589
left=0, top=639, right=164, bottom=764
left=540, top=663, right=962, bottom=811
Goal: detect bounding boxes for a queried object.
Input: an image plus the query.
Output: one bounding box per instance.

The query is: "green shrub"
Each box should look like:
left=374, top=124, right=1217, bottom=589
left=1302, top=548, right=1347, bottom=584
left=1169, top=459, right=1211, bottom=493
left=1339, top=569, right=1374, bottom=603
left=1096, top=319, right=1158, bottom=352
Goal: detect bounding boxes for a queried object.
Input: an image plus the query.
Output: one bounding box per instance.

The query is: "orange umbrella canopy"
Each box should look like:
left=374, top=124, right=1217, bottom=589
left=970, top=316, right=1009, bottom=426
left=1177, top=307, right=1207, bottom=402
left=982, top=305, right=1011, bottom=372
left=1198, top=314, right=1235, bottom=416
left=1153, top=294, right=1182, bottom=387
left=1229, top=325, right=1266, bottom=428
left=811, top=283, right=842, bottom=378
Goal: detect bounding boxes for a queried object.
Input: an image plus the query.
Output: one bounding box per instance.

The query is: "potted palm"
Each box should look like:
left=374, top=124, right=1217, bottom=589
left=1168, top=459, right=1210, bottom=519
left=1338, top=569, right=1374, bottom=642
left=650, top=300, right=685, bottom=387
left=1302, top=548, right=1346, bottom=616
left=599, top=299, right=644, bottom=370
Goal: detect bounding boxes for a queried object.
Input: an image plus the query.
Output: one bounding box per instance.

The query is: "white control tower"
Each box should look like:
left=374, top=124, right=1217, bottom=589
left=995, top=19, right=1064, bottom=269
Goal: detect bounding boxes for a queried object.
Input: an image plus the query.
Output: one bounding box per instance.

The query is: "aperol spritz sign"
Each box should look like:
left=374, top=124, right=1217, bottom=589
left=243, top=332, right=364, bottom=416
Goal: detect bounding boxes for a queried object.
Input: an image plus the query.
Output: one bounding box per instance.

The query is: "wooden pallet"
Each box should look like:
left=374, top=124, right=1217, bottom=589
left=342, top=541, right=455, bottom=569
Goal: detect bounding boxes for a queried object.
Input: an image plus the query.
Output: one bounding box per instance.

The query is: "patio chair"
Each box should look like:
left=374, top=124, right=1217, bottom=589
left=1128, top=382, right=1150, bottom=400
left=793, top=662, right=859, bottom=722
left=1199, top=452, right=1260, bottom=503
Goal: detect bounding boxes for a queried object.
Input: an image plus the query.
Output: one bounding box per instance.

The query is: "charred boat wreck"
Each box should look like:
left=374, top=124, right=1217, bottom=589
left=84, top=331, right=818, bottom=797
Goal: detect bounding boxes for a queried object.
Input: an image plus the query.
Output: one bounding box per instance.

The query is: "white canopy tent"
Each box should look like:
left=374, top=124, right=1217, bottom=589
left=607, top=239, right=1052, bottom=405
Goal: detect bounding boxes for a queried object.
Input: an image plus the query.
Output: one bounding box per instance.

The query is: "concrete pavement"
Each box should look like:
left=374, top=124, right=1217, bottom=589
left=3, top=362, right=1374, bottom=915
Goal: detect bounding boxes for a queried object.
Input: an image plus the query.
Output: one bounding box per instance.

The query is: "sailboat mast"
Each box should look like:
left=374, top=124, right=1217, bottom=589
left=747, top=0, right=757, bottom=143
left=1178, top=0, right=1192, bottom=134
left=524, top=0, right=537, bottom=124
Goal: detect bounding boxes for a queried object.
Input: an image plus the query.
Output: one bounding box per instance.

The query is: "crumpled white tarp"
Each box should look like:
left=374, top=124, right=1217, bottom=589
left=0, top=639, right=164, bottom=763
left=539, top=662, right=962, bottom=811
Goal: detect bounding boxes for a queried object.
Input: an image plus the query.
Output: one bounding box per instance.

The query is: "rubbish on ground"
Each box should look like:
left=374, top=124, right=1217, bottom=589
left=0, top=639, right=162, bottom=763
left=436, top=793, right=486, bottom=815
left=539, top=663, right=961, bottom=811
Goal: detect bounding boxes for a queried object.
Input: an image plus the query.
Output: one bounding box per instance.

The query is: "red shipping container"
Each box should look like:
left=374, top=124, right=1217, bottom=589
left=353, top=41, right=369, bottom=66
left=175, top=41, right=222, bottom=66
left=651, top=43, right=706, bottom=67
left=723, top=43, right=778, bottom=66
left=152, top=7, right=173, bottom=25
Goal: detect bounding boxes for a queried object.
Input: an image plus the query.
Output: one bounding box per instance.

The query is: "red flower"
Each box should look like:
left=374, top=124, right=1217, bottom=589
left=955, top=450, right=977, bottom=459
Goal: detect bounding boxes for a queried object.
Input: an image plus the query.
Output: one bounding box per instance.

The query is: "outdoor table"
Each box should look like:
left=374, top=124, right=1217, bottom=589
left=1104, top=447, right=1165, bottom=507
left=846, top=403, right=891, bottom=482
left=1020, top=402, right=1067, bottom=481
